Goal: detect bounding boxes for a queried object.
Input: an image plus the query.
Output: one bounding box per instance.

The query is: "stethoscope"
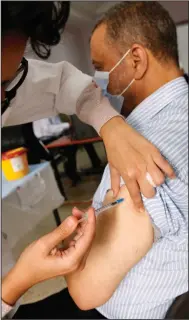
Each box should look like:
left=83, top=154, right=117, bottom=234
left=1, top=57, right=28, bottom=116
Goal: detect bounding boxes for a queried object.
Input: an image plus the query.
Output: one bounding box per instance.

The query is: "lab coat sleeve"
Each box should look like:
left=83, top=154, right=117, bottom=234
left=4, top=59, right=119, bottom=134
left=2, top=300, right=13, bottom=318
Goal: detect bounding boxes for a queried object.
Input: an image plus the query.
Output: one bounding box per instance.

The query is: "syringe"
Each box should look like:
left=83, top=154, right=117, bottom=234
left=78, top=198, right=124, bottom=223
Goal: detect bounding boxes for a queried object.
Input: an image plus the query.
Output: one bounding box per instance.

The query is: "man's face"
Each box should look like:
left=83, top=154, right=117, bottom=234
left=90, top=24, right=134, bottom=97
left=1, top=33, right=27, bottom=102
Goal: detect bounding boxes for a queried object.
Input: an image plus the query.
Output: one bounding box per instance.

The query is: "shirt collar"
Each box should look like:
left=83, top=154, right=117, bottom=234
left=126, top=76, right=188, bottom=128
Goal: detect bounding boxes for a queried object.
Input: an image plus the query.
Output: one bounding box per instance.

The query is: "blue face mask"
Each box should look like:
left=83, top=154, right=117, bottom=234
left=101, top=89, right=124, bottom=114
left=93, top=49, right=135, bottom=114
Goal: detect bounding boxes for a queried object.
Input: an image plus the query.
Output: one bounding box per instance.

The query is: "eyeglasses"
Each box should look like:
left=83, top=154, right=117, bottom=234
left=1, top=57, right=28, bottom=115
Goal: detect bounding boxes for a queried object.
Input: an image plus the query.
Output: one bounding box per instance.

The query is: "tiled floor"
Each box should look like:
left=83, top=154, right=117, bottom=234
left=18, top=142, right=107, bottom=305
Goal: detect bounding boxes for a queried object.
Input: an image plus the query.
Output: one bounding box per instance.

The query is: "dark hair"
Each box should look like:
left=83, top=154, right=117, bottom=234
left=2, top=1, right=70, bottom=59
left=92, top=1, right=179, bottom=65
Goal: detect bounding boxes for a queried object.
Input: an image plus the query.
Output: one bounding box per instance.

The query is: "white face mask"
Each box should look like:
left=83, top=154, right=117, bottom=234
left=93, top=49, right=135, bottom=113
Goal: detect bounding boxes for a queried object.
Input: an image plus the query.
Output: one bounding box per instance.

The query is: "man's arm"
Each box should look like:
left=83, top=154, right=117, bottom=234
left=66, top=186, right=154, bottom=310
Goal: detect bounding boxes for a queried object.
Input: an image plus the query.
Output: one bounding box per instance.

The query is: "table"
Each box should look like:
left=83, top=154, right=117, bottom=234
left=46, top=136, right=102, bottom=149
left=46, top=136, right=104, bottom=189
left=2, top=162, right=64, bottom=273
left=2, top=162, right=50, bottom=199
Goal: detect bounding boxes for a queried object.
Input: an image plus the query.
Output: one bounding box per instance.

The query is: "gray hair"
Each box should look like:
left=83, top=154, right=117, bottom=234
left=92, top=1, right=179, bottom=65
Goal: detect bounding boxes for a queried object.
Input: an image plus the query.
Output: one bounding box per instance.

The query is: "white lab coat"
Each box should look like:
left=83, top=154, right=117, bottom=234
left=2, top=59, right=119, bottom=133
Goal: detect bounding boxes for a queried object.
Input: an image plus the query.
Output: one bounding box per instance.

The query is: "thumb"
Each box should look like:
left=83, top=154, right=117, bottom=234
left=110, top=165, right=120, bottom=198
left=41, top=216, right=78, bottom=252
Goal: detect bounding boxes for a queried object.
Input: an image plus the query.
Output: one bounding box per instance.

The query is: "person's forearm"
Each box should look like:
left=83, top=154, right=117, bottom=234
left=100, top=116, right=127, bottom=138
left=2, top=267, right=30, bottom=306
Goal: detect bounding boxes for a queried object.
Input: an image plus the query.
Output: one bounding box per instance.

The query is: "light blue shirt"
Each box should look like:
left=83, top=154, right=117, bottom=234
left=93, top=77, right=188, bottom=319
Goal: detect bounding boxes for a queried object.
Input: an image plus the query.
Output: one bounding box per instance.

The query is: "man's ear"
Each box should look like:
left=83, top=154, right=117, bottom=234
left=131, top=44, right=148, bottom=80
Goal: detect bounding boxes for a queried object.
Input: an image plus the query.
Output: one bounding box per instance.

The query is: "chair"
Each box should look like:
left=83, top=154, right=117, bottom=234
left=46, top=116, right=105, bottom=186
left=183, top=73, right=188, bottom=84
left=69, top=115, right=105, bottom=176
left=165, top=291, right=189, bottom=319
left=2, top=122, right=67, bottom=226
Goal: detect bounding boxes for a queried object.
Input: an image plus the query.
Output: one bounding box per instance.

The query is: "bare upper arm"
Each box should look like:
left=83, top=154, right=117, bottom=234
left=94, top=187, right=154, bottom=280
left=67, top=186, right=154, bottom=310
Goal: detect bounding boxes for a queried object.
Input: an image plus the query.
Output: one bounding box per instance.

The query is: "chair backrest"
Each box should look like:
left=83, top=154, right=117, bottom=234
left=165, top=291, right=189, bottom=319
left=183, top=73, right=188, bottom=84
left=70, top=115, right=98, bottom=140
left=1, top=125, right=25, bottom=153
left=22, top=122, right=51, bottom=163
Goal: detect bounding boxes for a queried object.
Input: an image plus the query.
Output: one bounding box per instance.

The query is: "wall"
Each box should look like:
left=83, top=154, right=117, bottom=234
left=79, top=26, right=95, bottom=76
left=159, top=1, right=188, bottom=25
left=25, top=3, right=188, bottom=75
left=95, top=1, right=188, bottom=25
left=48, top=27, right=91, bottom=74
left=177, top=23, right=188, bottom=73
left=25, top=25, right=93, bottom=75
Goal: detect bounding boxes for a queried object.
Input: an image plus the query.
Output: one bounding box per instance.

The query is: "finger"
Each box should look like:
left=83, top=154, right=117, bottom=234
left=73, top=229, right=83, bottom=241
left=138, top=175, right=156, bottom=198
left=48, top=208, right=95, bottom=272
left=68, top=240, right=76, bottom=247
left=50, top=248, right=58, bottom=256
left=46, top=210, right=95, bottom=276
left=72, top=207, right=83, bottom=219
left=72, top=207, right=88, bottom=223
left=153, top=153, right=176, bottom=179
left=124, top=178, right=144, bottom=210
left=78, top=218, right=88, bottom=233
left=66, top=207, right=96, bottom=261
left=110, top=166, right=120, bottom=197
left=77, top=246, right=92, bottom=271
left=117, top=184, right=130, bottom=200
left=69, top=226, right=84, bottom=247
left=72, top=207, right=88, bottom=226
left=147, top=162, right=165, bottom=186
left=56, top=250, right=61, bottom=257
left=115, top=185, right=146, bottom=214
left=41, top=216, right=78, bottom=252
left=75, top=225, right=83, bottom=234
left=53, top=248, right=62, bottom=257
left=103, top=189, right=114, bottom=206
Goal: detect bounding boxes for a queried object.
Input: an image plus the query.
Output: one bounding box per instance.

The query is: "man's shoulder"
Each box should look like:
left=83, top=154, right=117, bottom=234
left=141, top=95, right=188, bottom=178
left=150, top=92, right=188, bottom=125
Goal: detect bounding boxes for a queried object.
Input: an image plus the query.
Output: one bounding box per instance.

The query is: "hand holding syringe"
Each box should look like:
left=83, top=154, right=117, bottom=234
left=78, top=198, right=124, bottom=223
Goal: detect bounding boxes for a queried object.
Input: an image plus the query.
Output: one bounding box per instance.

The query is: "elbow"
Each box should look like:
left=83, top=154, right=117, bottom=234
left=75, top=300, right=96, bottom=311
left=73, top=297, right=108, bottom=311
left=68, top=287, right=111, bottom=311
